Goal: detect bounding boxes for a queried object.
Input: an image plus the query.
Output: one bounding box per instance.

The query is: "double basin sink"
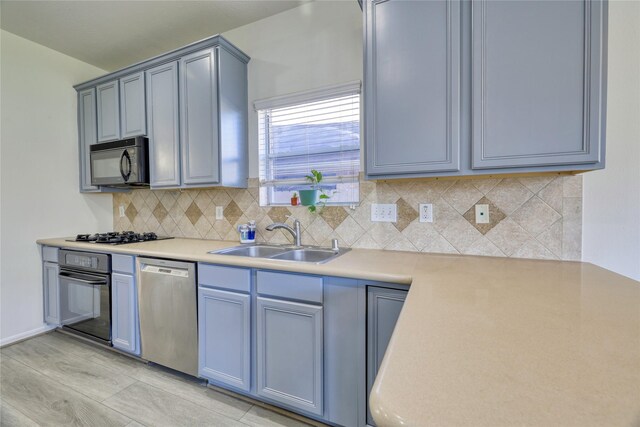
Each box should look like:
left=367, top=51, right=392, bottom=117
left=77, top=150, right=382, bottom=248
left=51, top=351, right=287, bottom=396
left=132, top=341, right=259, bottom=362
left=209, top=243, right=349, bottom=264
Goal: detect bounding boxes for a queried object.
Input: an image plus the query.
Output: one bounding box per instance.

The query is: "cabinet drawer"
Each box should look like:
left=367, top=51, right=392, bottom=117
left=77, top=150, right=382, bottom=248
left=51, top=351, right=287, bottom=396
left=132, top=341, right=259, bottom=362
left=112, top=254, right=135, bottom=274
left=257, top=271, right=322, bottom=304
left=42, top=246, right=59, bottom=263
left=198, top=264, right=251, bottom=293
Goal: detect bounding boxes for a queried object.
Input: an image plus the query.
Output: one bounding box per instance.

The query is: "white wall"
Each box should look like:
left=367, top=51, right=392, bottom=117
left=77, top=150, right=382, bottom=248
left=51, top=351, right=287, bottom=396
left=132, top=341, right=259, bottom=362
left=223, top=0, right=363, bottom=177
left=0, top=30, right=113, bottom=344
left=583, top=1, right=640, bottom=281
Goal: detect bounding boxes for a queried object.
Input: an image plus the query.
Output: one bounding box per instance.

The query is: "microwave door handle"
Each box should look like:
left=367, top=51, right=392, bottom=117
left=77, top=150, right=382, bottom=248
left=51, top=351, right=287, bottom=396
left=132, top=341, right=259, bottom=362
left=120, top=150, right=132, bottom=182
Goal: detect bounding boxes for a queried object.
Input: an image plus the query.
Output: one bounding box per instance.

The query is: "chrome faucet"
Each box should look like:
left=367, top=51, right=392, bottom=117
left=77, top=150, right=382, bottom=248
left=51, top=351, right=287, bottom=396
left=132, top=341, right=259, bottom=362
left=266, top=218, right=302, bottom=247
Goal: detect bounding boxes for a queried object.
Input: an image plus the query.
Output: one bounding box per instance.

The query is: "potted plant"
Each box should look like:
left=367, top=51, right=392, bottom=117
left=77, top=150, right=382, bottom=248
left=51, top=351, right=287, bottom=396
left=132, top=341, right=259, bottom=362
left=291, top=192, right=299, bottom=206
left=300, top=169, right=330, bottom=212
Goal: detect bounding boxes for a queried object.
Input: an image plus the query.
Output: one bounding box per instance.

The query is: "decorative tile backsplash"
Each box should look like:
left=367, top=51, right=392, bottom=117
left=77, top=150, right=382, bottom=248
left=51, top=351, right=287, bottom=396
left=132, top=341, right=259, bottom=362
left=113, top=174, right=582, bottom=261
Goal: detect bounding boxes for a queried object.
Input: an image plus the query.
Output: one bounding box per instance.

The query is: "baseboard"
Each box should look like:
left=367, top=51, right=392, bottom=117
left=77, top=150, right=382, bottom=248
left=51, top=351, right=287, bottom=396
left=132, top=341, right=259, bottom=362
left=0, top=324, right=56, bottom=347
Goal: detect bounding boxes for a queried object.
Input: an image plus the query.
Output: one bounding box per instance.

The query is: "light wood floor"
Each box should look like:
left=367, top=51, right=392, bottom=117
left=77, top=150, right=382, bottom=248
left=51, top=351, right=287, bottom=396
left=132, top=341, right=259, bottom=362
left=0, top=331, right=313, bottom=427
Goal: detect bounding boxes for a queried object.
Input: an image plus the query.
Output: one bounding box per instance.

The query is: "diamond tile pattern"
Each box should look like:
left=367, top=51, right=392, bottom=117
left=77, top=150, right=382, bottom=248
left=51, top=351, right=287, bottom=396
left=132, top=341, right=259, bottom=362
left=267, top=207, right=291, bottom=224
left=152, top=202, right=169, bottom=223
left=185, top=201, right=203, bottom=226
left=113, top=175, right=581, bottom=261
left=462, top=197, right=506, bottom=235
left=319, top=207, right=349, bottom=230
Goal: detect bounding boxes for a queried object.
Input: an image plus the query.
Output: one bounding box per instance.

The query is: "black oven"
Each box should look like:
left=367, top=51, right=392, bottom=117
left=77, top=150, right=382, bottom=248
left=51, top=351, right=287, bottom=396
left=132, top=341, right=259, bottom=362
left=90, top=137, right=149, bottom=187
left=58, top=250, right=111, bottom=344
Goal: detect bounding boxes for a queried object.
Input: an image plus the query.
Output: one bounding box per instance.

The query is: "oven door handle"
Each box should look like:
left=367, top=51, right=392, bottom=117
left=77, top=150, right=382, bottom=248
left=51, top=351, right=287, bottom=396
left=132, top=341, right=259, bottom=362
left=59, top=271, right=108, bottom=286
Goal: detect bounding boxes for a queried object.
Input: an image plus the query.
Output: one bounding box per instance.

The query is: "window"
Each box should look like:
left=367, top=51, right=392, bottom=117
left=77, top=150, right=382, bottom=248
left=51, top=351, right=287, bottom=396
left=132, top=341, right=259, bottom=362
left=256, top=82, right=361, bottom=206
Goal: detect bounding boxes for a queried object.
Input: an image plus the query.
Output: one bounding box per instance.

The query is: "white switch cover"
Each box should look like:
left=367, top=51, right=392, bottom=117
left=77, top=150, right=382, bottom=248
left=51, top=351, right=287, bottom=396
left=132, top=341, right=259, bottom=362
left=215, top=206, right=224, bottom=220
left=371, top=203, right=397, bottom=222
left=419, top=204, right=433, bottom=223
left=119, top=205, right=125, bottom=218
left=475, top=204, right=490, bottom=224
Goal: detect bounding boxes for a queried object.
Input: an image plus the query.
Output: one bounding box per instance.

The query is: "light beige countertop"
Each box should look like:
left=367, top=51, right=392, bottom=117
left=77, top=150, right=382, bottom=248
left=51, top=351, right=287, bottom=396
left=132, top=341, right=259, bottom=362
left=37, top=237, right=640, bottom=426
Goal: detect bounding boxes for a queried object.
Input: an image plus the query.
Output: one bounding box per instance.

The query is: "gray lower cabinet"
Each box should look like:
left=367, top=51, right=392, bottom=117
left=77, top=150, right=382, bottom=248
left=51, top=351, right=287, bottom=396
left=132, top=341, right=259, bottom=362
left=119, top=72, right=147, bottom=138
left=256, top=296, right=324, bottom=417
left=198, top=286, right=251, bottom=391
left=96, top=80, right=120, bottom=142
left=367, top=286, right=407, bottom=426
left=78, top=87, right=98, bottom=192
left=111, top=254, right=139, bottom=355
left=471, top=0, right=605, bottom=169
left=146, top=62, right=181, bottom=188
left=111, top=272, right=139, bottom=355
left=365, top=0, right=461, bottom=176
left=43, top=261, right=60, bottom=325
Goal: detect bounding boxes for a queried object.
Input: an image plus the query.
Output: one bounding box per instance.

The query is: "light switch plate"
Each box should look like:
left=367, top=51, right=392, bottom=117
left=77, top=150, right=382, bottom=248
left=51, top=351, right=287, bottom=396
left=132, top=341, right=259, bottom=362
left=119, top=205, right=125, bottom=218
left=371, top=203, right=397, bottom=222
left=419, top=204, right=433, bottom=223
left=215, top=206, right=224, bottom=220
left=475, top=204, right=490, bottom=224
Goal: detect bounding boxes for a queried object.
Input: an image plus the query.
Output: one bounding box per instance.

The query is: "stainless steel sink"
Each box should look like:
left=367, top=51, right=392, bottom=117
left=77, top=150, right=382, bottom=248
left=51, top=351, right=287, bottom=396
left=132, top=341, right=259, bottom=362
left=210, top=244, right=291, bottom=258
left=209, top=244, right=349, bottom=264
left=270, top=248, right=341, bottom=263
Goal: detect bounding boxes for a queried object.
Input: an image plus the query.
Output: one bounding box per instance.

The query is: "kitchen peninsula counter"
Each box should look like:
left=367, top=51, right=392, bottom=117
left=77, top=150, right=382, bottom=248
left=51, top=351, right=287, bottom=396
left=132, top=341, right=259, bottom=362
left=37, top=237, right=640, bottom=426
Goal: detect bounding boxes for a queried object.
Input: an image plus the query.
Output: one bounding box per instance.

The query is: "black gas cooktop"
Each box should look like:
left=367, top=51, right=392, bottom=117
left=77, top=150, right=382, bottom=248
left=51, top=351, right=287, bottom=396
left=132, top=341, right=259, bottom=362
left=66, top=231, right=173, bottom=245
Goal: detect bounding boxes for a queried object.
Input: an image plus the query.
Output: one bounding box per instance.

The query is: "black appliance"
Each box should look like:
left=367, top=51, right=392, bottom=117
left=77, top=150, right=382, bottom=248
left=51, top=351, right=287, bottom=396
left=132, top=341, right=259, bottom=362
left=90, top=137, right=149, bottom=187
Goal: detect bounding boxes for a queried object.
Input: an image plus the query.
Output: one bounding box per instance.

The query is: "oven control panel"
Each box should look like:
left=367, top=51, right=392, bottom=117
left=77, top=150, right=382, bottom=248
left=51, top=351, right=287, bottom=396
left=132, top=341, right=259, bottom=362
left=58, top=249, right=110, bottom=274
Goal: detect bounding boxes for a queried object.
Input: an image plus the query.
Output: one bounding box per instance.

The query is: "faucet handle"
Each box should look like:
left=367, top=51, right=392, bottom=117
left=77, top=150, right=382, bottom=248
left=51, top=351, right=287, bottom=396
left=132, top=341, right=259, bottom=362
left=285, top=215, right=299, bottom=224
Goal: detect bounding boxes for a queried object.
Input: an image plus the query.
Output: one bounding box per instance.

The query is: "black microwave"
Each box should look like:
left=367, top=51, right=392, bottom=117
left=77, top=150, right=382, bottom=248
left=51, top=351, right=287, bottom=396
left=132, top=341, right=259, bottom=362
left=90, top=137, right=149, bottom=187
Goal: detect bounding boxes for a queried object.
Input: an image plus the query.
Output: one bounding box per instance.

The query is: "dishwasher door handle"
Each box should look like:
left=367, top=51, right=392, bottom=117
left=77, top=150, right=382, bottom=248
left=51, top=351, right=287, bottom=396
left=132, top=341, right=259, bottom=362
left=140, top=264, right=190, bottom=278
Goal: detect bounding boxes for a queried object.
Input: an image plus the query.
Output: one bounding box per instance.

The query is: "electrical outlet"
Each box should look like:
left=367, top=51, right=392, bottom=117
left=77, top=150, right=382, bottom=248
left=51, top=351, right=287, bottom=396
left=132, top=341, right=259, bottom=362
left=419, top=204, right=433, bottom=223
left=119, top=205, right=125, bottom=218
left=371, top=203, right=397, bottom=222
left=215, top=206, right=224, bottom=220
left=475, top=204, right=490, bottom=224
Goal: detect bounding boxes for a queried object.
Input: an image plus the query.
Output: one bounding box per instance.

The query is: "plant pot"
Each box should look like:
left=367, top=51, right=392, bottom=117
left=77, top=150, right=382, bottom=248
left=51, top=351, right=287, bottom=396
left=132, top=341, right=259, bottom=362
left=299, top=189, right=319, bottom=206
left=291, top=196, right=299, bottom=206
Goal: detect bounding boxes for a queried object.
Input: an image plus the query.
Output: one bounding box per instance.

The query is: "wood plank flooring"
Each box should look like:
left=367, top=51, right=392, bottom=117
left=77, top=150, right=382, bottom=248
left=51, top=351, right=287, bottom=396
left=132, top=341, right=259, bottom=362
left=0, top=332, right=312, bottom=427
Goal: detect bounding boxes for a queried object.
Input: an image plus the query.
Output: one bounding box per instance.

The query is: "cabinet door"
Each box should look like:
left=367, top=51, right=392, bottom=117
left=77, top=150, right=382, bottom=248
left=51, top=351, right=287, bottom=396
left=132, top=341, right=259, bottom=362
left=365, top=0, right=461, bottom=176
left=198, top=287, right=250, bottom=391
left=256, top=297, right=323, bottom=416
left=111, top=273, right=139, bottom=355
left=367, top=286, right=407, bottom=426
left=78, top=88, right=99, bottom=192
left=471, top=0, right=605, bottom=169
left=43, top=262, right=60, bottom=325
left=146, top=62, right=181, bottom=188
left=120, top=72, right=146, bottom=138
left=96, top=80, right=121, bottom=142
left=179, top=48, right=220, bottom=186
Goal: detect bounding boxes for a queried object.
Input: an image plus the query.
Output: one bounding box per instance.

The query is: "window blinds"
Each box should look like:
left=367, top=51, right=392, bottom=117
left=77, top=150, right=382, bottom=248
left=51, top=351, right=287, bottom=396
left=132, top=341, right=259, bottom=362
left=256, top=82, right=361, bottom=205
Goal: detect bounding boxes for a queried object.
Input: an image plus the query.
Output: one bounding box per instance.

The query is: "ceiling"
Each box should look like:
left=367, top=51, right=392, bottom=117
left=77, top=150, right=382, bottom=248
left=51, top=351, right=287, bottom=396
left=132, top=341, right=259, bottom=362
left=0, top=1, right=310, bottom=71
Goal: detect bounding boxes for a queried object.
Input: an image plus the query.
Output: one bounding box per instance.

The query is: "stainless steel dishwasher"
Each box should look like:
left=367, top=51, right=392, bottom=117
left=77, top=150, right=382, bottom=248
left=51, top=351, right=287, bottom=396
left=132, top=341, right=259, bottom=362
left=137, top=257, right=198, bottom=376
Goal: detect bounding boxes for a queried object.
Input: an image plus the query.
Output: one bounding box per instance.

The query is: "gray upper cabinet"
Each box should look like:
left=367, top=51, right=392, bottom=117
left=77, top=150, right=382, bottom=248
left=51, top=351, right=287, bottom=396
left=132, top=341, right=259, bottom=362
left=96, top=80, right=120, bottom=142
left=74, top=35, right=249, bottom=192
left=180, top=48, right=220, bottom=186
left=365, top=0, right=461, bottom=176
left=78, top=88, right=98, bottom=192
left=119, top=72, right=147, bottom=138
left=471, top=0, right=606, bottom=169
left=146, top=62, right=181, bottom=188
left=364, top=0, right=607, bottom=179
left=256, top=296, right=323, bottom=417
